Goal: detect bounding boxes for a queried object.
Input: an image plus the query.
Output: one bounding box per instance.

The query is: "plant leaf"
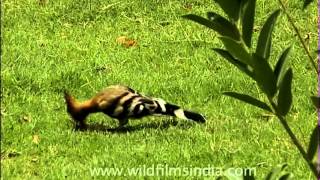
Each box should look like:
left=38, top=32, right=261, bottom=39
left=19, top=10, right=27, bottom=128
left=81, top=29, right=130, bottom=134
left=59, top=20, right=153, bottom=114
left=278, top=173, right=293, bottom=180
left=274, top=47, right=291, bottom=88
left=241, top=0, right=256, bottom=48
left=182, top=14, right=240, bottom=40
left=307, top=126, right=319, bottom=161
left=252, top=54, right=277, bottom=98
left=212, top=48, right=254, bottom=79
left=223, top=168, right=255, bottom=180
left=207, top=12, right=241, bottom=40
left=311, top=96, right=320, bottom=108
left=243, top=168, right=255, bottom=180
left=182, top=14, right=213, bottom=29
left=223, top=92, right=272, bottom=112
left=256, top=10, right=280, bottom=60
left=265, top=164, right=289, bottom=180
left=303, top=0, right=314, bottom=9
left=214, top=0, right=241, bottom=22
left=219, top=37, right=252, bottom=66
left=277, top=68, right=293, bottom=116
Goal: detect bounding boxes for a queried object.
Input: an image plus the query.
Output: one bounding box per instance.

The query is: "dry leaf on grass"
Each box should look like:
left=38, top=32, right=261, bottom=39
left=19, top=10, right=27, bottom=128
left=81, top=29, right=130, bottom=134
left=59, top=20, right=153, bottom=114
left=31, top=157, right=39, bottom=163
left=182, top=3, right=193, bottom=11
left=21, top=115, right=31, bottom=123
left=116, top=36, right=137, bottom=48
left=32, top=135, right=40, bottom=144
left=38, top=0, right=48, bottom=6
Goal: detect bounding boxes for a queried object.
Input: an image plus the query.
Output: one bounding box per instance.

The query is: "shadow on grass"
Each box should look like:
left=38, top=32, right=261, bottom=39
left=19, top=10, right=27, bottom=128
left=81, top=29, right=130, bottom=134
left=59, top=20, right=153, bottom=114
left=73, top=118, right=195, bottom=133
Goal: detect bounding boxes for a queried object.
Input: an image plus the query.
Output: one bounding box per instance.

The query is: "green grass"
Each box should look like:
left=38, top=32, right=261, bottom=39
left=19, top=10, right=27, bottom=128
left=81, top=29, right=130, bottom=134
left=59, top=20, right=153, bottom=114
left=1, top=0, right=317, bottom=179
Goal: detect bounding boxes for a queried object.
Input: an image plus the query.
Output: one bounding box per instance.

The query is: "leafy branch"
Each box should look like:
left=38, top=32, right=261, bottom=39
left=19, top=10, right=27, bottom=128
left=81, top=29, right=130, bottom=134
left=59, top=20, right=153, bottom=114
left=183, top=0, right=318, bottom=178
left=277, top=0, right=317, bottom=74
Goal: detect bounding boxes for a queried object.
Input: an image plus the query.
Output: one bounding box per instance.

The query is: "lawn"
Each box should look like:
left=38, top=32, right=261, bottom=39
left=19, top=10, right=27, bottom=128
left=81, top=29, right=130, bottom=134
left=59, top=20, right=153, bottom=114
left=1, top=0, right=317, bottom=179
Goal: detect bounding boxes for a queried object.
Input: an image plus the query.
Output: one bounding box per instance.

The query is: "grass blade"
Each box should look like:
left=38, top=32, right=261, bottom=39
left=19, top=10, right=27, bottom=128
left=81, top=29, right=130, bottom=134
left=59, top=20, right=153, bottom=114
left=182, top=14, right=240, bottom=40
left=223, top=92, right=272, bottom=112
left=265, top=164, right=289, bottom=180
left=274, top=47, right=291, bottom=88
left=277, top=68, right=293, bottom=116
left=307, top=126, right=319, bottom=161
left=219, top=37, right=252, bottom=66
left=252, top=54, right=277, bottom=98
left=241, top=0, right=256, bottom=48
left=212, top=48, right=254, bottom=79
left=256, top=10, right=281, bottom=60
left=214, top=0, right=241, bottom=22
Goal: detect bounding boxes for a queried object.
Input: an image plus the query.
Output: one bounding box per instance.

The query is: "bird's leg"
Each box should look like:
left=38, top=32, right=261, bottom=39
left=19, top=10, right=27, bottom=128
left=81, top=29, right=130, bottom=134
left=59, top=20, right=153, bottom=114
left=117, top=118, right=128, bottom=129
left=75, top=119, right=87, bottom=131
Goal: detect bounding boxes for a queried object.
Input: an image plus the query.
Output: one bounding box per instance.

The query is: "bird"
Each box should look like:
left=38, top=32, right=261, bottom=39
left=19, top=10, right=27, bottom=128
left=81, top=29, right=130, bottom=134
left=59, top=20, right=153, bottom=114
left=64, top=85, right=206, bottom=129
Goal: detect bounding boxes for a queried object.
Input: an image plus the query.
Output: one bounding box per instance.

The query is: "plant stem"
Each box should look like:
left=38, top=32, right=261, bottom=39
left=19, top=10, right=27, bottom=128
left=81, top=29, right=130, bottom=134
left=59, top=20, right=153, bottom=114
left=269, top=101, right=318, bottom=176
left=277, top=0, right=318, bottom=74
left=276, top=0, right=318, bottom=176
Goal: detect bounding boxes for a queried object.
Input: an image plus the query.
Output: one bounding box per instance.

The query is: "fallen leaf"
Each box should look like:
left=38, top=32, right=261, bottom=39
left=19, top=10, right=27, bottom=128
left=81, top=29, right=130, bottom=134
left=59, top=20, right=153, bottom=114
left=32, top=135, right=40, bottom=144
left=21, top=115, right=31, bottom=123
left=31, top=157, right=39, bottom=163
left=116, top=36, right=137, bottom=48
left=38, top=0, right=47, bottom=6
left=182, top=3, right=193, bottom=11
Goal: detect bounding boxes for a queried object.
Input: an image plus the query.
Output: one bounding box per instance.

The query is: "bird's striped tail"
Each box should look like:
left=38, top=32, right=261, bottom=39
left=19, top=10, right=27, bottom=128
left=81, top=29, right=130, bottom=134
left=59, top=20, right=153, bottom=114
left=153, top=99, right=206, bottom=123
